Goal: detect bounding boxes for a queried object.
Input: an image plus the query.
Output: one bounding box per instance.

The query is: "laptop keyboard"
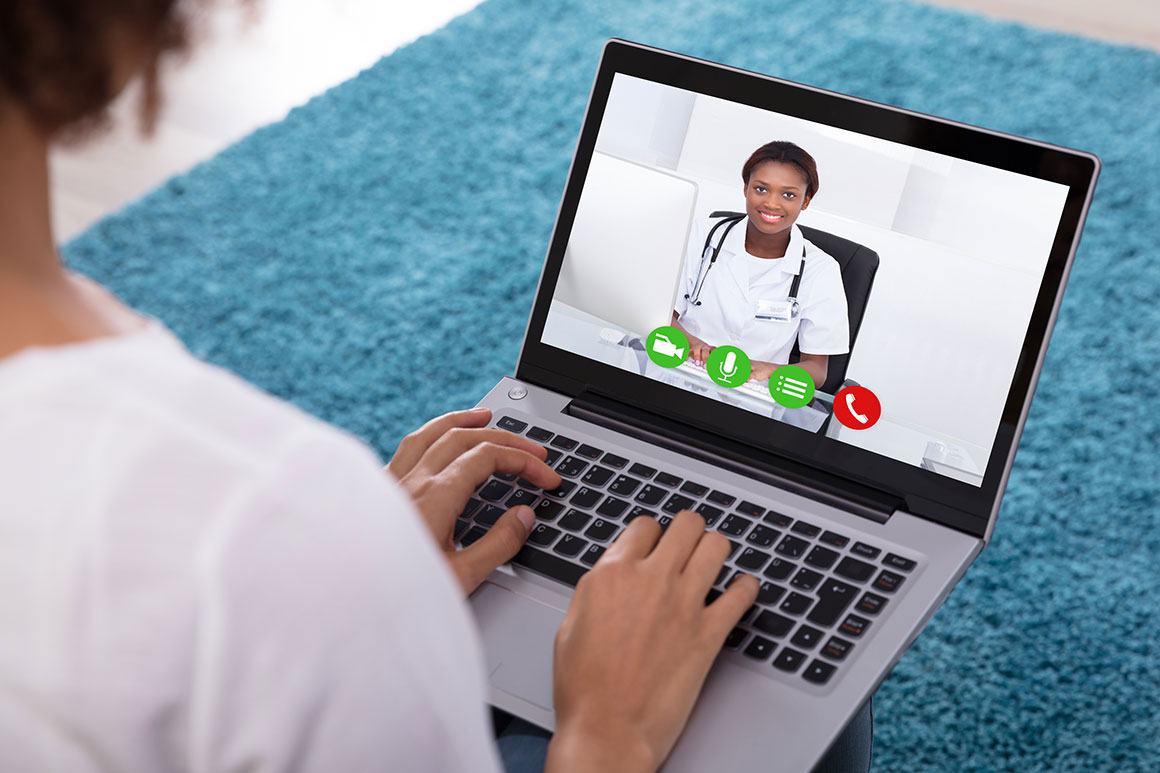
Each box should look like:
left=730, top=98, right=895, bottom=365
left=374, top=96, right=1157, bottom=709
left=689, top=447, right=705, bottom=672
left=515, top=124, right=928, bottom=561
left=458, top=414, right=920, bottom=689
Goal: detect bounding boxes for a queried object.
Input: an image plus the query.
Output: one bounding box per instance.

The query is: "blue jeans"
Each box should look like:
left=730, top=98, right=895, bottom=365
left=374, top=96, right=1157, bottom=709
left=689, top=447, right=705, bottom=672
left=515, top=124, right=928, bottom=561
left=495, top=698, right=873, bottom=772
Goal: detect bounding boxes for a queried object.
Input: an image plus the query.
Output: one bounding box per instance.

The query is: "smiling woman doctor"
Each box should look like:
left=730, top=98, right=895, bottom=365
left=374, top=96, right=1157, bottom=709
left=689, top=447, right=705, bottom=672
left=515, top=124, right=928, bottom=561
left=672, top=141, right=849, bottom=388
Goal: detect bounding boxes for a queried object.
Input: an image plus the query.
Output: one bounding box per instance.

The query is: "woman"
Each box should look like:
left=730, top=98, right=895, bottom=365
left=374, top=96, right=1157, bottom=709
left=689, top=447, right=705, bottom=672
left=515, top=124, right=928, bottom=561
left=0, top=4, right=869, bottom=771
left=672, top=141, right=849, bottom=389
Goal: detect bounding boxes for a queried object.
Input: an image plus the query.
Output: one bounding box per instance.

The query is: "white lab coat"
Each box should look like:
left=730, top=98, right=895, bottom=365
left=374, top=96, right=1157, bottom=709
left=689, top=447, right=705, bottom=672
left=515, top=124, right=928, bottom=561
left=673, top=217, right=849, bottom=366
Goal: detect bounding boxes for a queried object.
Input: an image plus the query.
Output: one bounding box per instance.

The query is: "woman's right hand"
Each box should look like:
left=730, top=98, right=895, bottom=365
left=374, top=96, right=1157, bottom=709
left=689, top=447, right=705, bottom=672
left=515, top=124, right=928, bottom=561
left=687, top=335, right=714, bottom=367
left=545, top=512, right=760, bottom=772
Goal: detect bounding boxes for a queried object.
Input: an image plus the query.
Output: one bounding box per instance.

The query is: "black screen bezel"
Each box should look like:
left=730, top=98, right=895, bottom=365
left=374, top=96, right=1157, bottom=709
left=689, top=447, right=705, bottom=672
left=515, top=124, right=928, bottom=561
left=516, top=40, right=1099, bottom=537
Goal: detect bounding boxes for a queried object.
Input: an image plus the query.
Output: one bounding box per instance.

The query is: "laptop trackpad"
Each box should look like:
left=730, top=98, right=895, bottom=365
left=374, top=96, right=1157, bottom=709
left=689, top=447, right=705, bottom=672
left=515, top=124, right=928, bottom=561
left=472, top=581, right=565, bottom=712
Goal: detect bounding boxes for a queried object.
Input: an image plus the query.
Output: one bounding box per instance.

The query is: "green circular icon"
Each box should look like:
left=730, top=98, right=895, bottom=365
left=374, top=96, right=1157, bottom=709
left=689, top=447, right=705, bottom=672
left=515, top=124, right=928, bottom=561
left=646, top=326, right=690, bottom=368
left=705, top=346, right=751, bottom=388
left=769, top=364, right=816, bottom=408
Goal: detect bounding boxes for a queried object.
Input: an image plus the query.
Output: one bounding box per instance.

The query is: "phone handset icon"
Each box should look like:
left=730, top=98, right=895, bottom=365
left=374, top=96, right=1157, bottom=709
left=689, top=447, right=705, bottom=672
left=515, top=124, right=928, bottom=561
left=845, top=392, right=869, bottom=424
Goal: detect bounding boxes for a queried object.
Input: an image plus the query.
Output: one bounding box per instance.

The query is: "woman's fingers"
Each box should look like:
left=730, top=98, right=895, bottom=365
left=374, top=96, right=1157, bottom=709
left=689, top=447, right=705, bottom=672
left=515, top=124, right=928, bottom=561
left=410, top=427, right=548, bottom=482
left=386, top=407, right=492, bottom=479
left=703, top=573, right=759, bottom=641
left=680, top=528, right=733, bottom=601
left=436, top=442, right=561, bottom=505
left=648, top=510, right=707, bottom=571
left=602, top=515, right=663, bottom=563
left=452, top=505, right=536, bottom=594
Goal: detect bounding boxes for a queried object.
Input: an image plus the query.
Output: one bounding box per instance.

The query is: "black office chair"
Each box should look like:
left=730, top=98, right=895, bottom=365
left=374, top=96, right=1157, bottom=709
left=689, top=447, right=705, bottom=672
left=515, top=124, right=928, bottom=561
left=708, top=212, right=879, bottom=431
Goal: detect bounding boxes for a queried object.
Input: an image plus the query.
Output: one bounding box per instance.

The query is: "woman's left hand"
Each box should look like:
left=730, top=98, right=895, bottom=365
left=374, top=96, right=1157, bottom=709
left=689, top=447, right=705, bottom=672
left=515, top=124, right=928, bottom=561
left=749, top=361, right=778, bottom=382
left=386, top=407, right=562, bottom=594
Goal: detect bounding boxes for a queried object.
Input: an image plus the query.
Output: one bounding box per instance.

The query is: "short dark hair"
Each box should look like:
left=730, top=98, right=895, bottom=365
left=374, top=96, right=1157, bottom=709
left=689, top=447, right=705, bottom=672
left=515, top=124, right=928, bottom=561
left=741, top=141, right=820, bottom=199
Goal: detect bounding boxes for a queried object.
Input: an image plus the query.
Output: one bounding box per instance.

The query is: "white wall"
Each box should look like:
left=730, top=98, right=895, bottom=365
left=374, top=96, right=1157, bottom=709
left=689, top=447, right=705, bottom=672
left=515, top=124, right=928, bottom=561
left=590, top=74, right=1068, bottom=458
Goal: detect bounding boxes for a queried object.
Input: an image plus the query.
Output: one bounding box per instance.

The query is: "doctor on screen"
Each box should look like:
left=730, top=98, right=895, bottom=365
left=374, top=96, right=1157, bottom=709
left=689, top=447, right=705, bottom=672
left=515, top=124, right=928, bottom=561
left=672, top=141, right=849, bottom=388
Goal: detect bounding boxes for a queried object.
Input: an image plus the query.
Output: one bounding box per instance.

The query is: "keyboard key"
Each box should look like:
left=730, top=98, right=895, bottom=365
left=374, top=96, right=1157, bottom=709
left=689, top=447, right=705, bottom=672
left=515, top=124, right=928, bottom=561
left=596, top=496, right=629, bottom=519
left=662, top=493, right=696, bottom=514
left=820, top=530, right=849, bottom=548
left=773, top=648, right=807, bottom=672
left=496, top=416, right=528, bottom=433
left=580, top=544, right=606, bottom=566
left=655, top=472, right=683, bottom=487
left=804, top=545, right=839, bottom=570
left=839, top=614, right=871, bottom=638
left=790, top=568, right=823, bottom=592
left=657, top=515, right=674, bottom=531
left=834, top=556, right=876, bottom=583
left=608, top=475, right=642, bottom=497
left=754, top=610, right=794, bottom=637
left=628, top=463, right=656, bottom=479
left=884, top=553, right=917, bottom=572
left=802, top=659, right=837, bottom=685
left=623, top=506, right=656, bottom=523
left=601, top=453, right=629, bottom=469
left=873, top=570, right=905, bottom=593
left=737, top=501, right=764, bottom=518
left=479, top=480, right=513, bottom=502
left=736, top=548, right=771, bottom=572
left=707, top=587, right=722, bottom=605
left=779, top=592, right=814, bottom=616
left=724, top=628, right=748, bottom=650
left=791, top=625, right=825, bottom=650
left=550, top=435, right=578, bottom=451
left=764, top=511, right=794, bottom=529
left=569, top=487, right=602, bottom=509
left=635, top=485, right=666, bottom=506
left=529, top=524, right=561, bottom=546
left=581, top=466, right=614, bottom=487
left=576, top=443, right=603, bottom=460
left=719, top=514, right=753, bottom=537
left=856, top=592, right=888, bottom=615
left=745, top=524, right=780, bottom=548
left=544, top=480, right=576, bottom=499
left=462, top=526, right=488, bottom=546
left=506, top=489, right=538, bottom=508
left=757, top=582, right=786, bottom=606
left=680, top=480, right=709, bottom=497
left=584, top=518, right=618, bottom=542
left=556, top=456, right=589, bottom=478
left=763, top=558, right=796, bottom=581
left=822, top=637, right=854, bottom=661
left=512, top=545, right=587, bottom=586
left=516, top=478, right=540, bottom=491
left=461, top=499, right=482, bottom=519
left=534, top=499, right=564, bottom=521
left=726, top=540, right=741, bottom=559
left=791, top=521, right=821, bottom=538
left=543, top=449, right=563, bottom=466
left=851, top=542, right=881, bottom=559
left=559, top=509, right=592, bottom=532
left=715, top=566, right=730, bottom=587
left=707, top=490, right=736, bottom=507
left=475, top=504, right=505, bottom=526
left=807, top=579, right=859, bottom=627
left=744, top=636, right=777, bottom=661
left=553, top=534, right=588, bottom=558
left=494, top=472, right=516, bottom=481
left=527, top=426, right=554, bottom=442
left=453, top=519, right=471, bottom=541
left=695, top=503, right=723, bottom=526
left=775, top=535, right=809, bottom=558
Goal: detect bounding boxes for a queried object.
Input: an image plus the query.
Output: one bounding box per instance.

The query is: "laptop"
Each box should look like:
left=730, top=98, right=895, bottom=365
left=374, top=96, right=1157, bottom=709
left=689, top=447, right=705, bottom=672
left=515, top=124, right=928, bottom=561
left=459, top=39, right=1099, bottom=771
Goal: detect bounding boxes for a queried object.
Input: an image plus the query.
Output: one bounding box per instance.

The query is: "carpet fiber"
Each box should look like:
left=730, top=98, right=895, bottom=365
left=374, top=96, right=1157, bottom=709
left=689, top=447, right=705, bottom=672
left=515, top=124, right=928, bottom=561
left=64, top=0, right=1160, bottom=769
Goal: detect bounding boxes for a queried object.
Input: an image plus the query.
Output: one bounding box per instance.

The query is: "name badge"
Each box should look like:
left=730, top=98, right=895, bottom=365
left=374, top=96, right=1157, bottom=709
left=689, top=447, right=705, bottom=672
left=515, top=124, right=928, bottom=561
left=755, top=298, right=800, bottom=322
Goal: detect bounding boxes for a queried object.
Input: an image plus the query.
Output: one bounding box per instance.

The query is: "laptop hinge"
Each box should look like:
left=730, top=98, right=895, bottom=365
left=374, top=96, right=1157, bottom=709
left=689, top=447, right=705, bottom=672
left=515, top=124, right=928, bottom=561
left=565, top=390, right=901, bottom=524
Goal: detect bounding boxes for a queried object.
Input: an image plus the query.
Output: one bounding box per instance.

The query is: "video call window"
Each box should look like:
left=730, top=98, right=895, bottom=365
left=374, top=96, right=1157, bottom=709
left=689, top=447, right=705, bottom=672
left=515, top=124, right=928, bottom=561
left=541, top=74, right=1069, bottom=486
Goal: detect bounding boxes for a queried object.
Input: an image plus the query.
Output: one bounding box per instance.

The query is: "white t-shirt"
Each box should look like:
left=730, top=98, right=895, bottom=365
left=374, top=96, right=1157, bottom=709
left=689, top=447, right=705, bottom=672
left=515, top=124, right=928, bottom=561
left=0, top=324, right=502, bottom=772
left=673, top=219, right=849, bottom=365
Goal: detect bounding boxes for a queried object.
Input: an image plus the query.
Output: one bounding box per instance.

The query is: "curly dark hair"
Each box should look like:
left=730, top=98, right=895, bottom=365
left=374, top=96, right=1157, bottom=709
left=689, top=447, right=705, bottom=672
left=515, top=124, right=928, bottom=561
left=0, top=0, right=196, bottom=136
left=741, top=141, right=820, bottom=200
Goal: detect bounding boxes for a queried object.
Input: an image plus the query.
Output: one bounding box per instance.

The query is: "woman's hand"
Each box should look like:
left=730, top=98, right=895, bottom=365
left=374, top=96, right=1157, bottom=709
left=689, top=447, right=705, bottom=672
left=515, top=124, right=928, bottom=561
left=546, top=512, right=760, bottom=772
left=749, top=360, right=778, bottom=382
left=687, top=334, right=714, bottom=367
left=386, top=407, right=561, bottom=595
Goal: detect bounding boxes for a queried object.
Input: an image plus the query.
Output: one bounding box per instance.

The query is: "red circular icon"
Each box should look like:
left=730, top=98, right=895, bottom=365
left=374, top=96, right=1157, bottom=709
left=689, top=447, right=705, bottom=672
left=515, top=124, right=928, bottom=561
left=833, top=386, right=881, bottom=430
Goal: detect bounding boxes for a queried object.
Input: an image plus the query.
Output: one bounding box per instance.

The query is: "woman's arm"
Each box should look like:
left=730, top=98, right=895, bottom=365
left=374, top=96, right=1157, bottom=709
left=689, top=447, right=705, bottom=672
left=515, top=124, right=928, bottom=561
left=748, top=353, right=828, bottom=388
left=670, top=311, right=713, bottom=366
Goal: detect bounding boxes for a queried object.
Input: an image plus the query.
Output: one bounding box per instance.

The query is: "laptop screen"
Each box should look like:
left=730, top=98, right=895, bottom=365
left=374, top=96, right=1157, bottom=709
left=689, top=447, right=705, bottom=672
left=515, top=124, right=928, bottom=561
left=520, top=41, right=1098, bottom=531
left=539, top=72, right=1069, bottom=488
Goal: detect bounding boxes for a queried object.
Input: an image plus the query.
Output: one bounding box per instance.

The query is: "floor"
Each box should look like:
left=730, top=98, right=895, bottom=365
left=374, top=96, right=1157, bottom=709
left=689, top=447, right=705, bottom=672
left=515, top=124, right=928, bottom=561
left=50, top=0, right=1160, bottom=243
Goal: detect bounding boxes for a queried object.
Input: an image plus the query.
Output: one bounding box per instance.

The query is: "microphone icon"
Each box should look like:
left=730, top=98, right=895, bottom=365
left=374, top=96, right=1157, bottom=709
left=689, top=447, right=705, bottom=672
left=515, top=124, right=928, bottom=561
left=719, top=351, right=738, bottom=380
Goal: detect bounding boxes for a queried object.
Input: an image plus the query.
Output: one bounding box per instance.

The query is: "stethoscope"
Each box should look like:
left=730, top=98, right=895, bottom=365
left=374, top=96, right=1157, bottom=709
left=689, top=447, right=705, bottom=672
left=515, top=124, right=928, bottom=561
left=685, top=213, right=806, bottom=320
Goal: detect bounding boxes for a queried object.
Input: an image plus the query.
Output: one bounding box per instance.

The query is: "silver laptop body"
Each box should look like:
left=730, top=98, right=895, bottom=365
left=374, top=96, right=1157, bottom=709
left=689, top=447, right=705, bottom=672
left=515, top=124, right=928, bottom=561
left=462, top=39, right=1099, bottom=771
